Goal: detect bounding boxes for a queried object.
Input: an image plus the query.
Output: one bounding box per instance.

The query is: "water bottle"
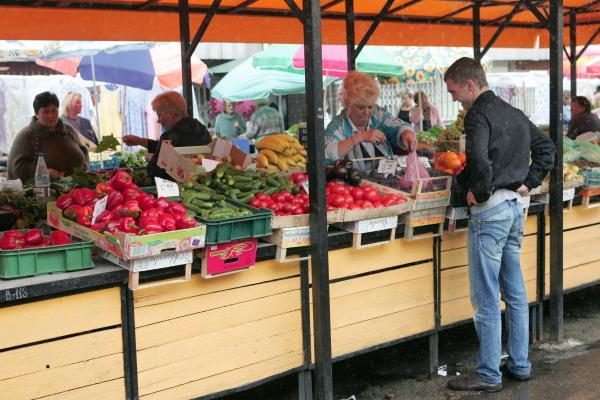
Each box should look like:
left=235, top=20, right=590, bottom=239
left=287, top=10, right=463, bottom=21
left=34, top=153, right=51, bottom=204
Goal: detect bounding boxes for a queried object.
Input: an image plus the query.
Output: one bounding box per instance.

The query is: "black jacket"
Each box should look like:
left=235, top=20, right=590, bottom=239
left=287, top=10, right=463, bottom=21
left=147, top=117, right=212, bottom=181
left=567, top=111, right=600, bottom=140
left=459, top=90, right=556, bottom=204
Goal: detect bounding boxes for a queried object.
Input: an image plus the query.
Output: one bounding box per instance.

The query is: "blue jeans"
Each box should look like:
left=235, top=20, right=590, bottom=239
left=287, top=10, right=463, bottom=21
left=468, top=199, right=532, bottom=384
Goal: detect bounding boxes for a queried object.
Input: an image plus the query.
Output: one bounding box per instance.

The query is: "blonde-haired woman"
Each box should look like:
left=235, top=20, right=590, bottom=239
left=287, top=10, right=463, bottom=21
left=410, top=91, right=444, bottom=132
left=60, top=91, right=98, bottom=146
left=324, top=71, right=416, bottom=171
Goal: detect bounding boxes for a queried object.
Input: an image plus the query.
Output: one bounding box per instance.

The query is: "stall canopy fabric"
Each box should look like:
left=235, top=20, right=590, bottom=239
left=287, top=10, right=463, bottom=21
left=36, top=43, right=208, bottom=90
left=211, top=57, right=335, bottom=102
left=253, top=44, right=403, bottom=78
left=0, top=2, right=599, bottom=48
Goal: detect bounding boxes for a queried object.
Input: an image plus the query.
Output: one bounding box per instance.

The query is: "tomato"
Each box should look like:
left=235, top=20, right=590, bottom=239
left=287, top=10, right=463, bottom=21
left=349, top=204, right=362, bottom=210
left=329, top=194, right=346, bottom=208
left=350, top=187, right=364, bottom=201
left=272, top=192, right=286, bottom=203
left=362, top=200, right=374, bottom=209
left=326, top=205, right=336, bottom=211
left=344, top=194, right=354, bottom=206
left=331, top=185, right=348, bottom=195
left=373, top=201, right=383, bottom=208
left=365, top=190, right=380, bottom=203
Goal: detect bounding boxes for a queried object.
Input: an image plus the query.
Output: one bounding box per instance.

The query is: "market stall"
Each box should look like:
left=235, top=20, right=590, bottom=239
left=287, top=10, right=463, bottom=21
left=2, top=2, right=600, bottom=400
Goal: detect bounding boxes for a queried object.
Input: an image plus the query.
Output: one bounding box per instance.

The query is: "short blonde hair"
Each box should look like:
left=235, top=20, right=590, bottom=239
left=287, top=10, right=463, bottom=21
left=60, top=91, right=81, bottom=117
left=151, top=91, right=187, bottom=117
left=342, top=71, right=379, bottom=108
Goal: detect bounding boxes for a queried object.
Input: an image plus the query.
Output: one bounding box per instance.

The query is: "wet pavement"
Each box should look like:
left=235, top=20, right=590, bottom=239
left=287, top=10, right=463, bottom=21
left=222, top=285, right=600, bottom=400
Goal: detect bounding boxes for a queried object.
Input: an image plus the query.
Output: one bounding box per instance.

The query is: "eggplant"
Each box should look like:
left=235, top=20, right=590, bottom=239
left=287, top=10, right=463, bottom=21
left=347, top=169, right=362, bottom=186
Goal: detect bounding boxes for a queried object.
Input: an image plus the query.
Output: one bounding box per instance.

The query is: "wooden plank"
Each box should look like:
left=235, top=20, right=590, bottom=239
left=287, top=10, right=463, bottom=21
left=557, top=206, right=600, bottom=230
left=137, top=314, right=303, bottom=397
left=134, top=277, right=300, bottom=328
left=135, top=289, right=301, bottom=351
left=0, top=351, right=123, bottom=400
left=323, top=238, right=433, bottom=280
left=332, top=303, right=434, bottom=358
left=0, top=329, right=122, bottom=381
left=133, top=259, right=299, bottom=308
left=545, top=259, right=600, bottom=294
left=441, top=230, right=468, bottom=251
left=36, top=380, right=125, bottom=400
left=328, top=267, right=433, bottom=329
left=540, top=225, right=600, bottom=272
left=139, top=352, right=302, bottom=400
left=0, top=288, right=121, bottom=349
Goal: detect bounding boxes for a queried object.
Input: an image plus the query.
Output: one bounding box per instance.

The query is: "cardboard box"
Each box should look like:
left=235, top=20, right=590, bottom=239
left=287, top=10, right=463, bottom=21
left=158, top=139, right=252, bottom=182
left=200, top=238, right=257, bottom=278
left=47, top=202, right=206, bottom=260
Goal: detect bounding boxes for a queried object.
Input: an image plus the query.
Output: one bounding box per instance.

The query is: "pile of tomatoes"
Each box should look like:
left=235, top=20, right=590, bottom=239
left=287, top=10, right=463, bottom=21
left=249, top=190, right=309, bottom=216
left=326, top=182, right=406, bottom=210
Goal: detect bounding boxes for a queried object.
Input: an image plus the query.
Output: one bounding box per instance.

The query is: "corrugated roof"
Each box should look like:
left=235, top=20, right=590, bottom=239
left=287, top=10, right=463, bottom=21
left=0, top=1, right=597, bottom=47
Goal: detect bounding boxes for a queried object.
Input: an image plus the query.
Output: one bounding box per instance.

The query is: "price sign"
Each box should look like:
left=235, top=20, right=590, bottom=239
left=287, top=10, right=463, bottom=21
left=92, top=195, right=108, bottom=225
left=301, top=179, right=310, bottom=194
left=377, top=159, right=397, bottom=175
left=397, top=156, right=408, bottom=168
left=419, top=157, right=432, bottom=168
left=155, top=177, right=180, bottom=198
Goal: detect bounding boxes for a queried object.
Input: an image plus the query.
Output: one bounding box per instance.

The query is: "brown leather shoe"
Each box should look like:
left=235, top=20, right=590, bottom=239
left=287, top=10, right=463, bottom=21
left=447, top=373, right=503, bottom=392
left=500, top=364, right=531, bottom=381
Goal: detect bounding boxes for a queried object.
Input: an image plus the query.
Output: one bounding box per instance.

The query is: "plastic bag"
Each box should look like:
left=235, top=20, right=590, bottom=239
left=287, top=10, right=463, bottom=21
left=563, top=137, right=600, bottom=164
left=398, top=150, right=430, bottom=191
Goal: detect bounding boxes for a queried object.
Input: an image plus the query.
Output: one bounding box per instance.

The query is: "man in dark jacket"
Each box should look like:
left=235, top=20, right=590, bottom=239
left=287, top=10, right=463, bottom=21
left=567, top=96, right=600, bottom=140
left=444, top=58, right=555, bottom=393
left=123, top=91, right=212, bottom=181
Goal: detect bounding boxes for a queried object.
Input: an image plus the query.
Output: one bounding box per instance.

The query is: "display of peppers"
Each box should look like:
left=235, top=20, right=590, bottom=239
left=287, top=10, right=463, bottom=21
left=0, top=228, right=72, bottom=250
left=54, top=171, right=197, bottom=236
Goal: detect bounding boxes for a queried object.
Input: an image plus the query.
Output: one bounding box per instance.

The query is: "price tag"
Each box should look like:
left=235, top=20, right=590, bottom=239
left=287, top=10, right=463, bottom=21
left=377, top=159, right=397, bottom=175
left=397, top=156, right=408, bottom=168
left=301, top=179, right=310, bottom=194
left=419, top=157, right=432, bottom=168
left=92, top=195, right=108, bottom=225
left=155, top=177, right=180, bottom=198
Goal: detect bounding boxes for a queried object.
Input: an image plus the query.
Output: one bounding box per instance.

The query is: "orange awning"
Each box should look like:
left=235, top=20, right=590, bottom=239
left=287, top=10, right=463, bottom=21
left=0, top=1, right=597, bottom=48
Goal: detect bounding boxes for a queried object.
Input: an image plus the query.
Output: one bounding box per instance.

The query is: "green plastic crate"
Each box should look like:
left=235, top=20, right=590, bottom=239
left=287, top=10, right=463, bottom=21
left=0, top=239, right=95, bottom=279
left=583, top=168, right=600, bottom=188
left=198, top=200, right=272, bottom=245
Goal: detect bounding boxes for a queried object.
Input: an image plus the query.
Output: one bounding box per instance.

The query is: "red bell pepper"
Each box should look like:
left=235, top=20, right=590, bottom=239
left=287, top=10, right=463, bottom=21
left=23, top=229, right=43, bottom=245
left=138, top=219, right=163, bottom=235
left=175, top=215, right=197, bottom=230
left=141, top=208, right=161, bottom=220
left=70, top=189, right=87, bottom=206
left=56, top=193, right=74, bottom=210
left=116, top=200, right=141, bottom=218
left=95, top=181, right=113, bottom=197
left=106, top=190, right=125, bottom=211
left=79, top=188, right=96, bottom=203
left=50, top=230, right=71, bottom=245
left=0, top=233, right=20, bottom=250
left=63, top=205, right=82, bottom=221
left=110, top=171, right=133, bottom=191
left=138, top=194, right=157, bottom=211
left=95, top=210, right=117, bottom=224
left=118, top=217, right=138, bottom=234
left=159, top=213, right=177, bottom=231
left=168, top=202, right=187, bottom=216
left=155, top=196, right=170, bottom=210
left=106, top=220, right=120, bottom=233
left=122, top=187, right=142, bottom=201
left=90, top=221, right=108, bottom=232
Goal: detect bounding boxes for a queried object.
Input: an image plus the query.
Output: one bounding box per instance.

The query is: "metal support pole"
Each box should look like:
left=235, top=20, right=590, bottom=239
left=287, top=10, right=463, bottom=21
left=536, top=210, right=546, bottom=342
left=299, top=258, right=313, bottom=400
left=473, top=0, right=481, bottom=61
left=303, top=0, right=333, bottom=399
left=178, top=0, right=194, bottom=116
left=549, top=0, right=564, bottom=343
left=569, top=10, right=577, bottom=97
left=345, top=0, right=355, bottom=71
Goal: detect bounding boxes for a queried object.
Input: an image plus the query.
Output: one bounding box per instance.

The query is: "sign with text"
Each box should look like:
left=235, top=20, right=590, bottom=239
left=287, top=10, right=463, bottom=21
left=155, top=177, right=180, bottom=198
left=91, top=195, right=108, bottom=224
left=377, top=159, right=397, bottom=175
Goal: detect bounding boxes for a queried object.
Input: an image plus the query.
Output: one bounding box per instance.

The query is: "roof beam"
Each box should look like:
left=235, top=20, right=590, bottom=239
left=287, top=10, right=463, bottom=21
left=481, top=0, right=524, bottom=57
left=137, top=0, right=160, bottom=10
left=186, top=0, right=221, bottom=59
left=283, top=0, right=304, bottom=22
left=223, top=0, right=260, bottom=14
left=321, top=0, right=343, bottom=11
left=576, top=26, right=600, bottom=60
left=524, top=0, right=548, bottom=27
left=388, top=0, right=422, bottom=15
left=355, top=0, right=395, bottom=57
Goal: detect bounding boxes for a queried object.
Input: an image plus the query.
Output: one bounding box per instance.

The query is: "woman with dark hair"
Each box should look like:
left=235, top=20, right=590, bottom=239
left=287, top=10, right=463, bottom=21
left=7, top=91, right=88, bottom=182
left=567, top=96, right=600, bottom=139
left=409, top=91, right=444, bottom=132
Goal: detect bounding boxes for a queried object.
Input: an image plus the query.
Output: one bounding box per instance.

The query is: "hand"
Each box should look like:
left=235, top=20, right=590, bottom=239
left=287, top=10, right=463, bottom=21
left=467, top=191, right=478, bottom=206
left=122, top=134, right=140, bottom=146
left=48, top=168, right=64, bottom=177
left=516, top=184, right=529, bottom=196
left=359, top=129, right=386, bottom=145
left=401, top=130, right=417, bottom=152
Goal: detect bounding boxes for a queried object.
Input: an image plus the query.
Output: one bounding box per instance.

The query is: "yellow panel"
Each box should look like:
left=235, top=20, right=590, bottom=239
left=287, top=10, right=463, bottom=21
left=545, top=260, right=600, bottom=295
left=441, top=231, right=468, bottom=251
left=324, top=238, right=432, bottom=280
left=0, top=329, right=122, bottom=381
left=36, top=380, right=125, bottom=400
left=329, top=266, right=433, bottom=330
left=137, top=314, right=303, bottom=397
left=541, top=206, right=600, bottom=231
left=524, top=214, right=539, bottom=234
left=542, top=224, right=600, bottom=272
left=1, top=351, right=123, bottom=400
left=140, top=353, right=301, bottom=400
left=135, top=276, right=299, bottom=328
left=135, top=286, right=301, bottom=351
left=0, top=288, right=121, bottom=349
left=332, top=303, right=434, bottom=358
left=134, top=259, right=299, bottom=308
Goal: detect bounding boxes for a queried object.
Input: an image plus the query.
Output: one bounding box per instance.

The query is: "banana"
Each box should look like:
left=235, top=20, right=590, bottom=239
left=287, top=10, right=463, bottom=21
left=290, top=142, right=304, bottom=150
left=259, top=149, right=279, bottom=164
left=278, top=155, right=297, bottom=167
left=282, top=147, right=297, bottom=157
left=298, top=148, right=307, bottom=156
left=275, top=158, right=289, bottom=172
left=292, top=154, right=306, bottom=164
left=256, top=136, right=288, bottom=153
left=256, top=153, right=269, bottom=168
left=266, top=165, right=280, bottom=173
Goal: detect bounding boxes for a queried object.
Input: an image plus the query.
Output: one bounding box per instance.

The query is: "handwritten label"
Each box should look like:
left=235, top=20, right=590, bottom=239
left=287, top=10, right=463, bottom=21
left=397, top=156, right=408, bottom=168
left=301, top=179, right=310, bottom=194
left=377, top=159, right=397, bottom=175
left=91, top=195, right=108, bottom=225
left=155, top=177, right=180, bottom=198
left=4, top=287, right=28, bottom=302
left=419, top=157, right=432, bottom=168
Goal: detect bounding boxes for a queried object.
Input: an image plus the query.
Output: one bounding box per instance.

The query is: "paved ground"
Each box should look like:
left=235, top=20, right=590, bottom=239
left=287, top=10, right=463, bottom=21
left=223, top=285, right=600, bottom=400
